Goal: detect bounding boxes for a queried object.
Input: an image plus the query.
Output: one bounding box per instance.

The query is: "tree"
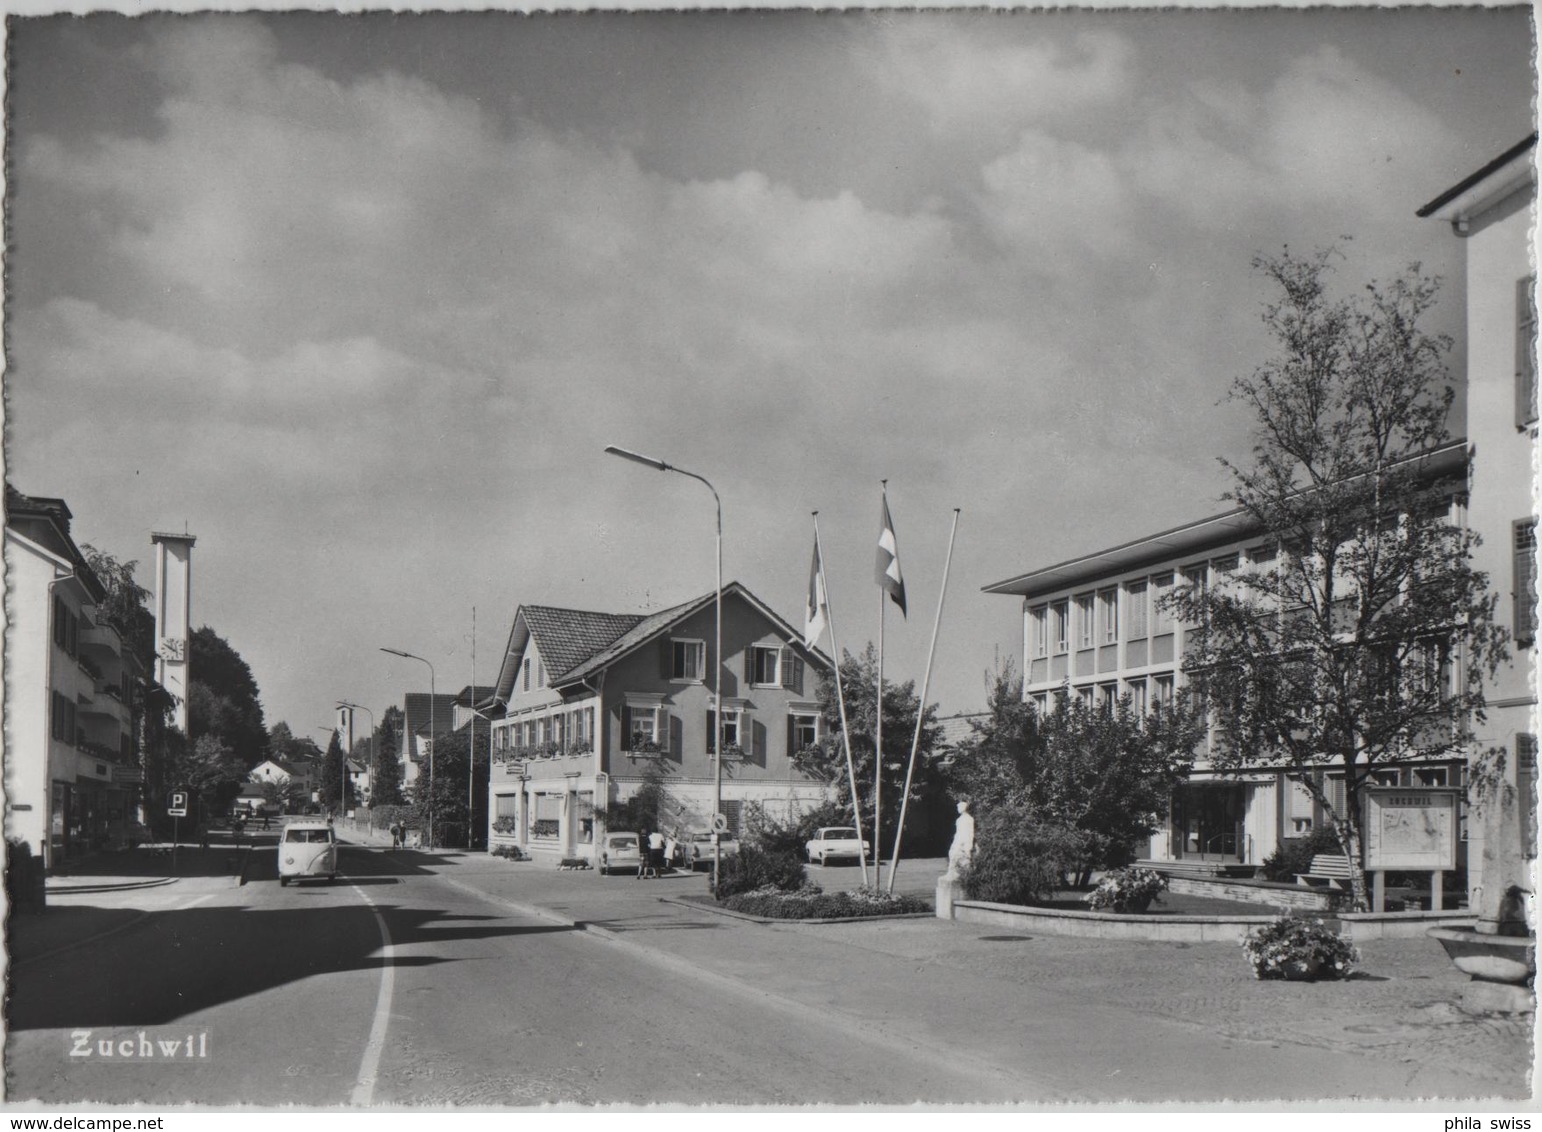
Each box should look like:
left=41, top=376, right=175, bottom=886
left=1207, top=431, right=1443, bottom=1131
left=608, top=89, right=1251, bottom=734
left=81, top=544, right=155, bottom=667
left=790, top=643, right=949, bottom=858
left=189, top=627, right=269, bottom=768
left=949, top=662, right=1205, bottom=883
left=408, top=727, right=488, bottom=849
left=1170, top=245, right=1509, bottom=911
left=163, top=733, right=247, bottom=829
left=318, top=730, right=352, bottom=815
left=370, top=706, right=406, bottom=807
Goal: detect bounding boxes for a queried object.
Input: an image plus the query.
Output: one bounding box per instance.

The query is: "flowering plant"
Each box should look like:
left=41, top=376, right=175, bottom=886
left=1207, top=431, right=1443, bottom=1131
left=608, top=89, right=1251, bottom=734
left=1241, top=916, right=1359, bottom=980
left=1085, top=866, right=1168, bottom=912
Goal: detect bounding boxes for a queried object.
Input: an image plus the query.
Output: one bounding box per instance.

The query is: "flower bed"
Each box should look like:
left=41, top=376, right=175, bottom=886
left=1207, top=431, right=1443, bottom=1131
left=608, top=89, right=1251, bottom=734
left=1085, top=866, right=1169, bottom=913
left=1241, top=915, right=1359, bottom=980
left=490, top=843, right=527, bottom=861
left=720, top=884, right=930, bottom=920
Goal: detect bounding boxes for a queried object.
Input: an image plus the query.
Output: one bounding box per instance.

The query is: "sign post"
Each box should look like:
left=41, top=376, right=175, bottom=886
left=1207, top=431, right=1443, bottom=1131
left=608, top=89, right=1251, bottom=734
left=1363, top=788, right=1459, bottom=912
left=168, top=790, right=188, bottom=868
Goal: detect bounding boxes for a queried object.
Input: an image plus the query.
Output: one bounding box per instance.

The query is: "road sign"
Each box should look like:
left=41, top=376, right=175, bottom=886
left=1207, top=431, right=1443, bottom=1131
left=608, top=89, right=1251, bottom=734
left=712, top=812, right=728, bottom=834
left=168, top=791, right=189, bottom=817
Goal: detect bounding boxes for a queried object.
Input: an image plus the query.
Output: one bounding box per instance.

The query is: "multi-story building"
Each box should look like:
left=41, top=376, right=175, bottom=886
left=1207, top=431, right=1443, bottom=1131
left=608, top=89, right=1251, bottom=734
left=1417, top=134, right=1539, bottom=902
left=484, top=582, right=833, bottom=865
left=983, top=444, right=1472, bottom=868
left=982, top=136, right=1538, bottom=881
left=5, top=487, right=145, bottom=867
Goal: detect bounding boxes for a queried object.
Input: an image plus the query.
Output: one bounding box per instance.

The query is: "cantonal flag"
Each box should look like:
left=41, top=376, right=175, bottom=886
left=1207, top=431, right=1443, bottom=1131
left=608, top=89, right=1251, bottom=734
left=875, top=491, right=907, bottom=617
left=804, top=534, right=828, bottom=649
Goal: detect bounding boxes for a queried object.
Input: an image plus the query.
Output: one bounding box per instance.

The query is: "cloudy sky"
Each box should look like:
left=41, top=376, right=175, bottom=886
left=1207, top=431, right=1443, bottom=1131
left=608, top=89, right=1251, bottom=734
left=6, top=8, right=1534, bottom=742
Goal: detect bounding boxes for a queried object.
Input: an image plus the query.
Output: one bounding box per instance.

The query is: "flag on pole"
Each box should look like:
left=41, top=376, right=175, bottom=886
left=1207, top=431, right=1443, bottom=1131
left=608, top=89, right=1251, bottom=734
left=875, top=490, right=907, bottom=616
left=804, top=534, right=828, bottom=648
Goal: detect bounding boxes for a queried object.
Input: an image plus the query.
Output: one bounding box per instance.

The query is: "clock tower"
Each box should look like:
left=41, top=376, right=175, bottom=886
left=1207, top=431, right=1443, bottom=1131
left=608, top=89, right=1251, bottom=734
left=151, top=531, right=197, bottom=734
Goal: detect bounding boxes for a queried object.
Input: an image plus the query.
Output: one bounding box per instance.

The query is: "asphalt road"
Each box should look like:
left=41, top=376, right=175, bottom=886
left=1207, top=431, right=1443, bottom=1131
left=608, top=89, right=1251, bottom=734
left=5, top=843, right=1031, bottom=1105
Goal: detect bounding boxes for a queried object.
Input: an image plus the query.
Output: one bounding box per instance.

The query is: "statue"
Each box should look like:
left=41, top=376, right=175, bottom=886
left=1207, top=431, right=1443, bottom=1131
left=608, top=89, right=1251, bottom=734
left=944, top=800, right=975, bottom=881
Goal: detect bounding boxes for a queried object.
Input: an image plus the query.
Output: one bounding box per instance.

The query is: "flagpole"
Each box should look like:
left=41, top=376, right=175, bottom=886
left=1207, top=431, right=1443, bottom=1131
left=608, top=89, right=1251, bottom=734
left=813, top=513, right=869, bottom=887
left=888, top=508, right=960, bottom=894
left=875, top=482, right=887, bottom=892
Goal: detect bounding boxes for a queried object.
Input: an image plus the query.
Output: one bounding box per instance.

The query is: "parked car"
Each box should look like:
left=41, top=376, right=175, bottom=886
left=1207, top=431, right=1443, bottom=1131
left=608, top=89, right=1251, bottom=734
left=598, top=831, right=643, bottom=875
left=685, top=830, right=740, bottom=870
left=805, top=826, right=870, bottom=866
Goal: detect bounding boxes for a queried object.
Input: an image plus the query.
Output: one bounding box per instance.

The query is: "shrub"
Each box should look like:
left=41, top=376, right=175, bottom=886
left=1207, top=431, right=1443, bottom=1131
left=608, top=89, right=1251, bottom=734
left=741, top=799, right=850, bottom=859
left=963, top=812, right=1084, bottom=906
left=1085, top=866, right=1168, bottom=912
left=491, top=816, right=516, bottom=835
left=715, top=844, right=808, bottom=899
left=721, top=884, right=930, bottom=920
left=489, top=843, right=527, bottom=861
left=1260, top=826, right=1344, bottom=882
left=1241, top=916, right=1359, bottom=980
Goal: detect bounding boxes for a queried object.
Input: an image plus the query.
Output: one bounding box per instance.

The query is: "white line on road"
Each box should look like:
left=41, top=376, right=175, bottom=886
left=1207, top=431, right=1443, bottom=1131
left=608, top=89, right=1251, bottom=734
left=348, top=882, right=396, bottom=1107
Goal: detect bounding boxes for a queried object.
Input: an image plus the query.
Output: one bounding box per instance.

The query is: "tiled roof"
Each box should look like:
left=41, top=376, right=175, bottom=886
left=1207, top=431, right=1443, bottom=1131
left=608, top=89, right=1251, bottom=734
left=522, top=606, right=644, bottom=679
left=455, top=685, right=496, bottom=705
left=403, top=692, right=458, bottom=738
left=555, top=594, right=703, bottom=685
left=936, top=713, right=988, bottom=750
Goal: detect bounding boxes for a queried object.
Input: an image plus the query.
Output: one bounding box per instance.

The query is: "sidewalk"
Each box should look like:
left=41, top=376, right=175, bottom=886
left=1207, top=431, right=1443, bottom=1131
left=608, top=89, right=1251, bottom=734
left=400, top=847, right=1534, bottom=1101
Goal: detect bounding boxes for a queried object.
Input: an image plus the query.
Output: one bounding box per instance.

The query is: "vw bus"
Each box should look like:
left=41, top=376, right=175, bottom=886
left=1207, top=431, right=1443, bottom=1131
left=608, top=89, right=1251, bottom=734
left=277, top=817, right=338, bottom=885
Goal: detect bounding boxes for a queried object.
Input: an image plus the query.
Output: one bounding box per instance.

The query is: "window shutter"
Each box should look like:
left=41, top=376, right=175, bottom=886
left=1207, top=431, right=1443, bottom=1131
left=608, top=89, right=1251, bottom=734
left=744, top=647, right=755, bottom=684
left=781, top=649, right=802, bottom=692
left=621, top=706, right=633, bottom=746
left=787, top=716, right=796, bottom=760
left=661, top=638, right=673, bottom=680
left=658, top=708, right=672, bottom=755
left=1519, top=276, right=1538, bottom=429
left=1515, top=520, right=1538, bottom=645
left=705, top=710, right=716, bottom=754
left=752, top=718, right=765, bottom=763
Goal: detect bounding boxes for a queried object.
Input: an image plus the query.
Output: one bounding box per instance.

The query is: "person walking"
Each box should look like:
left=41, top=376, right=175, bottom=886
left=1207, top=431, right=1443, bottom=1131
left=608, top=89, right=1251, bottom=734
left=637, top=828, right=651, bottom=878
left=648, top=828, right=667, bottom=878
left=391, top=822, right=402, bottom=850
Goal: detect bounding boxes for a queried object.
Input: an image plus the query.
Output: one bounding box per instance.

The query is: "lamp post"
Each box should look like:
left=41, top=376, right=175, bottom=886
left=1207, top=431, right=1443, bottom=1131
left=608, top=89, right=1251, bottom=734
left=337, top=701, right=374, bottom=813
left=381, top=647, right=436, bottom=849
left=604, top=444, right=723, bottom=894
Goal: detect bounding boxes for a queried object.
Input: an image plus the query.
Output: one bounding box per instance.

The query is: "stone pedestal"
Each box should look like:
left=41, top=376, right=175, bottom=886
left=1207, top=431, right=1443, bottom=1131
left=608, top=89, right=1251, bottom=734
left=936, top=875, right=962, bottom=920
left=1459, top=980, right=1535, bottom=1016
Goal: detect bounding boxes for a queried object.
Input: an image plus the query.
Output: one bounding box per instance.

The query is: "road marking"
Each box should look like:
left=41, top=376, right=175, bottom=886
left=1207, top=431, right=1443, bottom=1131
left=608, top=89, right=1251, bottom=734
left=348, top=881, right=396, bottom=1107
left=178, top=894, right=214, bottom=911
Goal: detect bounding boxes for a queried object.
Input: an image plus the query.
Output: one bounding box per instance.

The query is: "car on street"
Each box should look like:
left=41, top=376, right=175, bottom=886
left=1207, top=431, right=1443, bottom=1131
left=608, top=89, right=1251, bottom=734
left=598, top=831, right=644, bottom=875
left=277, top=817, right=337, bottom=885
left=805, top=826, right=869, bottom=866
left=684, top=830, right=740, bottom=870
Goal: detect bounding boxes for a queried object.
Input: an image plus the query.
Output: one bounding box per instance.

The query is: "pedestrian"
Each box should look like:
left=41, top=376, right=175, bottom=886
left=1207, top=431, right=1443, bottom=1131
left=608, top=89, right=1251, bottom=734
left=391, top=822, right=402, bottom=850
left=637, top=828, right=650, bottom=878
left=262, top=812, right=270, bottom=831
left=648, top=828, right=666, bottom=878
left=199, top=825, right=210, bottom=852
left=664, top=830, right=679, bottom=873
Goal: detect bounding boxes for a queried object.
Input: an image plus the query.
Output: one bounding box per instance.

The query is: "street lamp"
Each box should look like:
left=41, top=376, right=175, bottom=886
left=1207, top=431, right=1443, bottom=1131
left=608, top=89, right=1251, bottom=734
left=381, top=647, right=436, bottom=848
left=604, top=444, right=724, bottom=894
left=337, top=701, right=374, bottom=811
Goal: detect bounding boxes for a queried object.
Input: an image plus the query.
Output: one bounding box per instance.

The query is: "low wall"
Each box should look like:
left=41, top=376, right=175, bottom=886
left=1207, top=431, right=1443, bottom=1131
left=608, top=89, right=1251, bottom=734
left=942, top=894, right=1474, bottom=942
left=1165, top=875, right=1347, bottom=913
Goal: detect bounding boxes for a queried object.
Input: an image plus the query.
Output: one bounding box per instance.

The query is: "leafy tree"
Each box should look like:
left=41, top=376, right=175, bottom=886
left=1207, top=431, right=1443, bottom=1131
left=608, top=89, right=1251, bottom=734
left=260, top=778, right=309, bottom=815
left=1170, top=245, right=1509, bottom=911
left=790, top=643, right=949, bottom=858
left=407, top=727, right=488, bottom=849
left=80, top=544, right=155, bottom=668
left=162, top=733, right=246, bottom=829
left=369, top=706, right=406, bottom=807
left=949, top=663, right=1205, bottom=883
left=189, top=627, right=269, bottom=768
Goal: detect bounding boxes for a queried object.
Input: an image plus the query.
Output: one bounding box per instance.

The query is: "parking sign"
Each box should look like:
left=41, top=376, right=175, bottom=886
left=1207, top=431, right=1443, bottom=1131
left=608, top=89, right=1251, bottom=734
left=168, top=791, right=188, bottom=817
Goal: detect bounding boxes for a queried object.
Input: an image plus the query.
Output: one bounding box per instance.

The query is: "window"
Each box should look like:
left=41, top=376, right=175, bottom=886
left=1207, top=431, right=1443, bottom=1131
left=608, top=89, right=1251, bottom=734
left=1152, top=574, right=1174, bottom=634
left=1519, top=734, right=1538, bottom=859
left=1128, top=678, right=1148, bottom=717
left=532, top=794, right=561, bottom=840
left=1076, top=594, right=1095, bottom=650
left=1075, top=685, right=1094, bottom=708
left=1098, top=589, right=1118, bottom=644
left=1152, top=673, right=1174, bottom=709
left=1125, top=581, right=1148, bottom=640
left=749, top=645, right=781, bottom=686
left=1031, top=605, right=1049, bottom=658
left=51, top=691, right=76, bottom=743
left=671, top=639, right=706, bottom=681
left=1097, top=682, right=1118, bottom=713
left=495, top=794, right=518, bottom=818
left=1518, top=275, right=1537, bottom=430
left=1414, top=766, right=1449, bottom=787
left=790, top=712, right=819, bottom=752
left=1052, top=601, right=1070, bottom=654
left=624, top=703, right=664, bottom=750
left=707, top=708, right=742, bottom=752
left=1371, top=768, right=1402, bottom=787
left=1515, top=519, right=1537, bottom=646
left=1030, top=692, right=1050, bottom=715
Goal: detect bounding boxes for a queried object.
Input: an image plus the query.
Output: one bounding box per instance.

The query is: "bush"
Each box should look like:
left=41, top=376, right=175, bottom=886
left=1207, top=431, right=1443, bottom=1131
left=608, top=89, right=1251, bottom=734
left=963, top=812, right=1085, bottom=906
left=721, top=884, right=930, bottom=920
left=1260, top=826, right=1344, bottom=882
left=489, top=843, right=527, bottom=861
left=1085, top=866, right=1168, bottom=912
left=715, top=844, right=808, bottom=899
left=741, top=799, right=851, bottom=859
left=1241, top=916, right=1359, bottom=980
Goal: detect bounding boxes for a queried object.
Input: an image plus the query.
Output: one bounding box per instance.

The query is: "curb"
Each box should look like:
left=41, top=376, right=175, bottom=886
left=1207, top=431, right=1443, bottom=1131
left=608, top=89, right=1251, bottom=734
left=45, top=876, right=179, bottom=895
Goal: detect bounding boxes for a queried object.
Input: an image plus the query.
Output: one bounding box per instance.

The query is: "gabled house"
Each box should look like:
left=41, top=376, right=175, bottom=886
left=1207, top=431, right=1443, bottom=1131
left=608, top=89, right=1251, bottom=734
left=484, top=582, right=834, bottom=864
left=397, top=691, right=458, bottom=794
